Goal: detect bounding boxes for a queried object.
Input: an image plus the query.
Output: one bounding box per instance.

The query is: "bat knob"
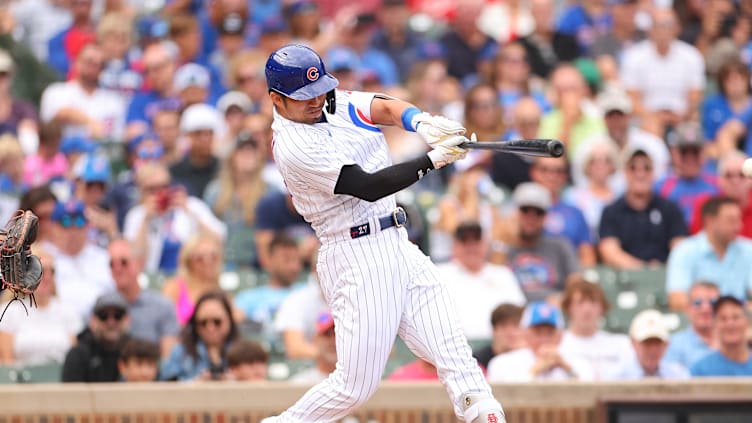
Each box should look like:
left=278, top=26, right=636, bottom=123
left=548, top=140, right=565, bottom=157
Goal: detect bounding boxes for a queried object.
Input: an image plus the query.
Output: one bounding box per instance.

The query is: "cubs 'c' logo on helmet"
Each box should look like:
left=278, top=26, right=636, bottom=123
left=306, top=67, right=320, bottom=81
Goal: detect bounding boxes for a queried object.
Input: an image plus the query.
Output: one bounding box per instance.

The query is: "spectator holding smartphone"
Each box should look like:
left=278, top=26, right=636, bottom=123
left=124, top=162, right=226, bottom=275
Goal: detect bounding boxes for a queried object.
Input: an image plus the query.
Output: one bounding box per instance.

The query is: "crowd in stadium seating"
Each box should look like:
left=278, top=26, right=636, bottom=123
left=0, top=0, right=751, bottom=384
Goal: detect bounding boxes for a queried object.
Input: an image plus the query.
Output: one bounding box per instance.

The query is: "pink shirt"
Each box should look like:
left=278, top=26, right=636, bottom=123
left=23, top=153, right=68, bottom=187
left=388, top=360, right=439, bottom=381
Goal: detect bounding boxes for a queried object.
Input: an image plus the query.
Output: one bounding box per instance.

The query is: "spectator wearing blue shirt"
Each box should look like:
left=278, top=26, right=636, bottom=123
left=234, top=234, right=304, bottom=340
left=556, top=0, right=612, bottom=55
left=691, top=296, right=752, bottom=376
left=125, top=42, right=181, bottom=139
left=656, top=122, right=719, bottom=224
left=531, top=157, right=596, bottom=268
left=439, top=2, right=497, bottom=82
left=666, top=196, right=752, bottom=310
left=664, top=281, right=719, bottom=369
left=609, top=309, right=690, bottom=379
left=254, top=190, right=316, bottom=271
left=337, top=16, right=400, bottom=88
left=701, top=60, right=752, bottom=146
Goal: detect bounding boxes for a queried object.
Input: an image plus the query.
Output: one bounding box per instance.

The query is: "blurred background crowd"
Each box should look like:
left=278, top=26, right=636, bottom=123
left=0, top=0, right=750, bottom=385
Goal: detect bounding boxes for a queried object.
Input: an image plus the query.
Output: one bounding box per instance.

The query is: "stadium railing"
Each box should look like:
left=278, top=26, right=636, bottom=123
left=1, top=379, right=750, bottom=423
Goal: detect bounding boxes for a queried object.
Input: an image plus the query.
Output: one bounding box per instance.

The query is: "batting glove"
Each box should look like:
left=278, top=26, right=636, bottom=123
left=427, top=134, right=469, bottom=169
left=412, top=112, right=466, bottom=146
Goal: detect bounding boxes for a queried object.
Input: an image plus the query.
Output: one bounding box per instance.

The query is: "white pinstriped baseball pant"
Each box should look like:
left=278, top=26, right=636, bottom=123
left=276, top=226, right=495, bottom=422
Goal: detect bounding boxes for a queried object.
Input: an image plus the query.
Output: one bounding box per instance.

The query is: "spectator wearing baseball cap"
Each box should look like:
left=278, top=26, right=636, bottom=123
left=215, top=91, right=253, bottom=158
left=51, top=198, right=115, bottom=320
left=609, top=310, right=690, bottom=379
left=691, top=296, right=752, bottom=376
left=289, top=311, right=338, bottom=384
left=325, top=47, right=362, bottom=91
left=170, top=103, right=223, bottom=198
left=437, top=221, right=526, bottom=341
left=655, top=121, right=720, bottom=225
left=174, top=63, right=211, bottom=109
left=506, top=182, right=579, bottom=302
left=487, top=301, right=593, bottom=382
left=598, top=146, right=687, bottom=270
left=62, top=291, right=131, bottom=382
left=71, top=154, right=120, bottom=246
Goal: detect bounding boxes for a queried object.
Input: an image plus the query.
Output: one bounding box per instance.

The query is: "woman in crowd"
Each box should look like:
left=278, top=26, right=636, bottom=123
left=0, top=246, right=82, bottom=366
left=564, top=139, right=619, bottom=239
left=702, top=60, right=752, bottom=158
left=160, top=290, right=239, bottom=381
left=162, top=234, right=225, bottom=326
left=204, top=132, right=267, bottom=270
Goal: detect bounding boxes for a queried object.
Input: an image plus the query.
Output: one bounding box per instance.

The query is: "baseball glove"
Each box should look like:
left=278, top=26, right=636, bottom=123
left=0, top=210, right=42, bottom=298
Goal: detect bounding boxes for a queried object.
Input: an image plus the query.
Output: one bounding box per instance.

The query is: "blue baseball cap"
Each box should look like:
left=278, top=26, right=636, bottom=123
left=521, top=302, right=564, bottom=329
left=60, top=135, right=96, bottom=155
left=260, top=16, right=288, bottom=34
left=52, top=199, right=87, bottom=226
left=74, top=155, right=110, bottom=183
left=137, top=16, right=169, bottom=40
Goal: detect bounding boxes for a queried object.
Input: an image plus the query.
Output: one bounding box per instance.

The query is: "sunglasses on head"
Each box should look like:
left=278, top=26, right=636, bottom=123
left=197, top=317, right=223, bottom=328
left=60, top=214, right=87, bottom=228
left=95, top=309, right=126, bottom=322
left=692, top=297, right=718, bottom=308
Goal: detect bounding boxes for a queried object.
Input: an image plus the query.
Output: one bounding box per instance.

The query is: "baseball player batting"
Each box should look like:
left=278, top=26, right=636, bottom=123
left=262, top=44, right=505, bottom=423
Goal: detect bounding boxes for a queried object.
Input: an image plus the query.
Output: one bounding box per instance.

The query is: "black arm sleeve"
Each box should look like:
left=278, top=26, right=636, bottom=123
left=333, top=155, right=435, bottom=202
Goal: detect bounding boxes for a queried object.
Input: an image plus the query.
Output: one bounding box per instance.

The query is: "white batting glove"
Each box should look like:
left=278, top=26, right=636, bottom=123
left=427, top=134, right=469, bottom=169
left=412, top=112, right=466, bottom=146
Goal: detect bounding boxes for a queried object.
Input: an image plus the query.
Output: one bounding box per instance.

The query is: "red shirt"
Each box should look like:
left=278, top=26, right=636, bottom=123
left=387, top=360, right=439, bottom=381
left=689, top=190, right=752, bottom=238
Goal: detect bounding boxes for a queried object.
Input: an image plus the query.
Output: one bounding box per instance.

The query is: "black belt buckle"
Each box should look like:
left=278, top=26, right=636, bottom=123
left=392, top=208, right=406, bottom=228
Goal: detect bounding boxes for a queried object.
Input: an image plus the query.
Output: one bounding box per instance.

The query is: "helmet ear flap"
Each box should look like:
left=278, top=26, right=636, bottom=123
left=325, top=90, right=336, bottom=114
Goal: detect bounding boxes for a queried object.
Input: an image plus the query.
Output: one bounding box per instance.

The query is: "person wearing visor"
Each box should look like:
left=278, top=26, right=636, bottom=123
left=261, top=44, right=504, bottom=423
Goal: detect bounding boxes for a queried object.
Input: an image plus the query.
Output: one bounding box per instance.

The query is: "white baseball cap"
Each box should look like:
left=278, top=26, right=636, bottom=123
left=512, top=182, right=552, bottom=211
left=629, top=309, right=669, bottom=342
left=217, top=90, right=253, bottom=115
left=179, top=103, right=223, bottom=133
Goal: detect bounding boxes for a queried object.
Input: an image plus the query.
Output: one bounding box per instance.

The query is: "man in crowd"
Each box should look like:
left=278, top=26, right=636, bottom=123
left=609, top=309, right=690, bottom=379
left=108, top=238, right=179, bottom=357
left=664, top=281, right=720, bottom=369
left=691, top=296, right=752, bottom=376
left=289, top=312, right=338, bottom=384
left=666, top=196, right=752, bottom=310
left=507, top=182, right=580, bottom=302
left=62, top=292, right=131, bottom=382
left=438, top=221, right=526, bottom=341
left=599, top=148, right=687, bottom=269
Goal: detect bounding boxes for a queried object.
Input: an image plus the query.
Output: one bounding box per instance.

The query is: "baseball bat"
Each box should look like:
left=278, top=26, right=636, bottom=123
left=458, top=139, right=565, bottom=158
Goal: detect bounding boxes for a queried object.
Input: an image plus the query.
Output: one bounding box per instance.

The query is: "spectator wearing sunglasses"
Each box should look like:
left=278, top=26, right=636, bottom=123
left=666, top=196, right=752, bottom=310
left=691, top=295, right=752, bottom=376
left=506, top=182, right=579, bottom=303
left=50, top=199, right=114, bottom=320
left=109, top=239, right=179, bottom=358
left=160, top=291, right=239, bottom=381
left=689, top=151, right=752, bottom=238
left=598, top=148, right=687, bottom=270
left=664, top=281, right=720, bottom=369
left=62, top=291, right=131, bottom=382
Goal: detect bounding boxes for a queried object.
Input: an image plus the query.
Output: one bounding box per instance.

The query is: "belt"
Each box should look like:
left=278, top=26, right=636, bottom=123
left=349, top=208, right=407, bottom=239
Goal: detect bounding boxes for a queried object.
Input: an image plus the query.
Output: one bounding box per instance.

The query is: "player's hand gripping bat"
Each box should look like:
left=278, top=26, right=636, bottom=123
left=459, top=138, right=565, bottom=158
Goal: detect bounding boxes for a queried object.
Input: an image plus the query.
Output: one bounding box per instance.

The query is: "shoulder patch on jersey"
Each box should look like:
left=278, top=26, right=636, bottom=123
left=348, top=103, right=381, bottom=133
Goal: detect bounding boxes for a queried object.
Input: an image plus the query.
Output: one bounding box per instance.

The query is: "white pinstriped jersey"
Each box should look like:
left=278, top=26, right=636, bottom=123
left=271, top=90, right=395, bottom=243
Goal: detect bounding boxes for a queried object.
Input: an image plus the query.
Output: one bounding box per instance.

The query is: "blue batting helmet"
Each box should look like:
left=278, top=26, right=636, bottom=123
left=265, top=44, right=339, bottom=100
